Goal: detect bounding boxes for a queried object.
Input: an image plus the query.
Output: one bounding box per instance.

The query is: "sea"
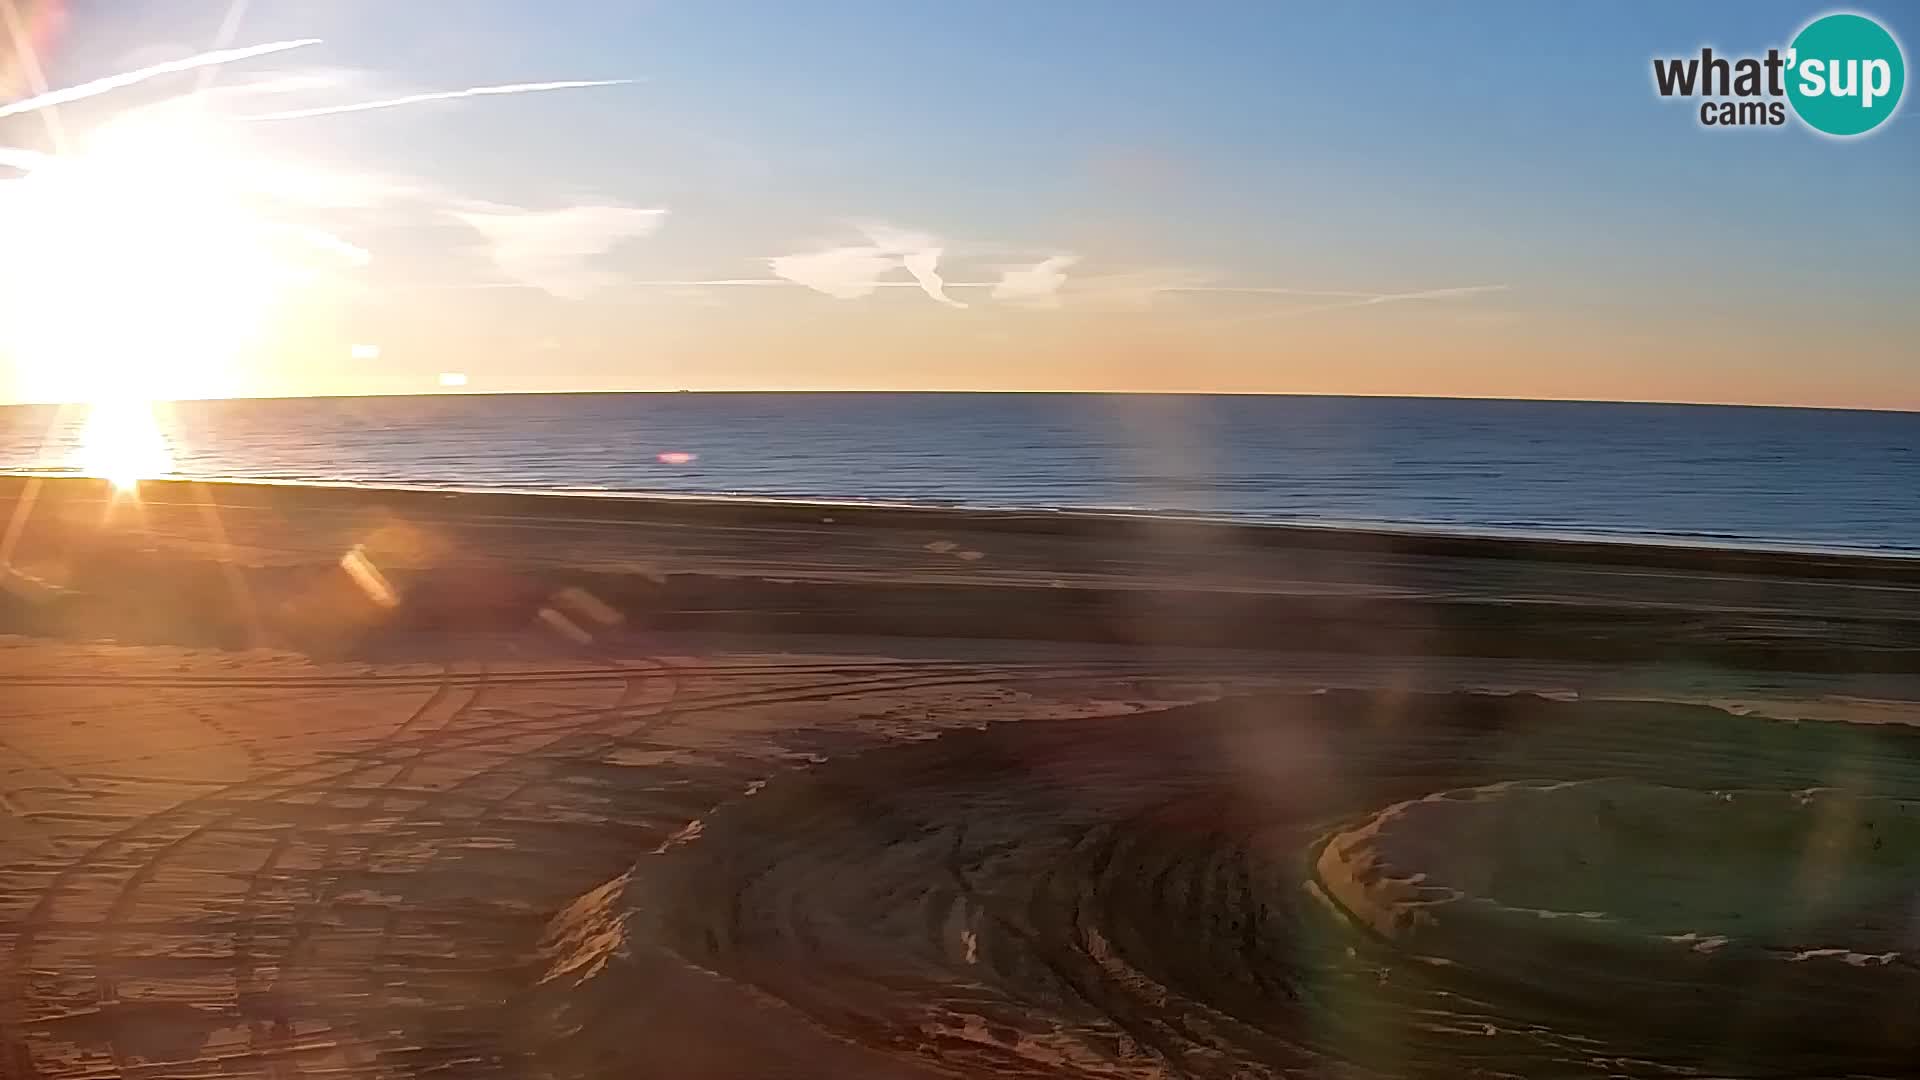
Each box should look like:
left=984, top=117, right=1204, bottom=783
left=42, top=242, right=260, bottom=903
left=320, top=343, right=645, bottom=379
left=2, top=392, right=1916, bottom=554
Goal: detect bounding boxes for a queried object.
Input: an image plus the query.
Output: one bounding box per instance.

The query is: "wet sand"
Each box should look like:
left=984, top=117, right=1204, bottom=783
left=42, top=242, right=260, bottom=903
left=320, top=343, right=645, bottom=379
left=1, top=476, right=1917, bottom=1078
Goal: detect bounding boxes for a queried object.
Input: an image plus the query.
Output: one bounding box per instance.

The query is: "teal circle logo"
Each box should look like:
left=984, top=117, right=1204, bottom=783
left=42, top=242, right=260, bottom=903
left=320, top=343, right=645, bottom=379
left=1787, top=13, right=1905, bottom=136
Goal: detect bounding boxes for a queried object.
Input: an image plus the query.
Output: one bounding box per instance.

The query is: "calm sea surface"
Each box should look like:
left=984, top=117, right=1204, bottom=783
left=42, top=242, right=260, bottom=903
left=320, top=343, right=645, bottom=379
left=2, top=393, right=1916, bottom=553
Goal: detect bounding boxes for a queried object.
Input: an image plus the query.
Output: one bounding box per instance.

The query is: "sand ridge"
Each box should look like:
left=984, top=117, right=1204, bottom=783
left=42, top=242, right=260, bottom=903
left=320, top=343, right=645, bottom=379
left=0, top=634, right=1277, bottom=1077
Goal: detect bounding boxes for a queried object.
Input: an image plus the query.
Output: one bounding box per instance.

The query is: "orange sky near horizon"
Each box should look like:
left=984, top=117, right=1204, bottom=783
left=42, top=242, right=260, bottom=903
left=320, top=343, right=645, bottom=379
left=1, top=2, right=1915, bottom=412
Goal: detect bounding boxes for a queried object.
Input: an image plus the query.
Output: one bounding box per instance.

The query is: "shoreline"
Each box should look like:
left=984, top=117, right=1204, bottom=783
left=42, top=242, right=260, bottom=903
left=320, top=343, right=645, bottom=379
left=2, top=474, right=1917, bottom=673
left=6, top=472, right=1920, bottom=578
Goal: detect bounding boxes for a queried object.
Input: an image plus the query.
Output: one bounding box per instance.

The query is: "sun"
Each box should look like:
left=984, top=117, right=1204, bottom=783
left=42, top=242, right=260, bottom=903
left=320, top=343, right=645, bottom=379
left=75, top=399, right=175, bottom=493
left=0, top=103, right=296, bottom=487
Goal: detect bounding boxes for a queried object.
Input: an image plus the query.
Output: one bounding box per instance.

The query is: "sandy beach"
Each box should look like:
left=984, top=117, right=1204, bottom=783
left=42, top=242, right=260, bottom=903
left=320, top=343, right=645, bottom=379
left=1, top=0, right=1911, bottom=1074
left=3, top=475, right=1918, bottom=1078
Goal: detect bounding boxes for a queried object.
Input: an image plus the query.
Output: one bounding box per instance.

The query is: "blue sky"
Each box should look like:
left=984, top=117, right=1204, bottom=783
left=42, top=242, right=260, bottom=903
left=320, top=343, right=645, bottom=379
left=1, top=1, right=1916, bottom=405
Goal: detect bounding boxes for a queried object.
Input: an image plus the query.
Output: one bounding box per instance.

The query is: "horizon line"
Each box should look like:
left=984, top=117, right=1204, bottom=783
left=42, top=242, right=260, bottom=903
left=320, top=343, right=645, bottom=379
left=3, top=388, right=1915, bottom=417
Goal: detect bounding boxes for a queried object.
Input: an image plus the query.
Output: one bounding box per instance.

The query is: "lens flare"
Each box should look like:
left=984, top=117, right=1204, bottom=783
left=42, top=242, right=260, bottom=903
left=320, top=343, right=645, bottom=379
left=0, top=0, right=68, bottom=100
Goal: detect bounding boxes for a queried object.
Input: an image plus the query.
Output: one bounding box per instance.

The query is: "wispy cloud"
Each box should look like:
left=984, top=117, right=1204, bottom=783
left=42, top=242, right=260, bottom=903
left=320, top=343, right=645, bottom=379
left=0, top=39, right=320, bottom=120
left=991, top=255, right=1079, bottom=308
left=241, top=79, right=633, bottom=122
left=767, top=246, right=897, bottom=300
left=604, top=237, right=1503, bottom=326
left=452, top=200, right=668, bottom=298
left=867, top=224, right=963, bottom=307
left=768, top=223, right=965, bottom=306
left=267, top=223, right=371, bottom=267
left=903, top=249, right=960, bottom=306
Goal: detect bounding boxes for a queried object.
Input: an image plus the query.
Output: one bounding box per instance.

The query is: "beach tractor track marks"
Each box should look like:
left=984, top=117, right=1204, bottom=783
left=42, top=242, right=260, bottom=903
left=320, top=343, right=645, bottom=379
left=6, top=656, right=1134, bottom=1077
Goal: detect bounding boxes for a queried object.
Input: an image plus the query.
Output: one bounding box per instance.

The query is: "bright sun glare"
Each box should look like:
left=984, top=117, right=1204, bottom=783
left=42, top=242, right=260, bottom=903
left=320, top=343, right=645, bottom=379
left=0, top=105, right=291, bottom=489
left=75, top=399, right=175, bottom=492
left=0, top=37, right=629, bottom=493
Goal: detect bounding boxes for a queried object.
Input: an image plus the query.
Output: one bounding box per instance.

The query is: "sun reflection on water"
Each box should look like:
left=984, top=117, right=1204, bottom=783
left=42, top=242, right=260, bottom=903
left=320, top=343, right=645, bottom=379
left=75, top=399, right=175, bottom=492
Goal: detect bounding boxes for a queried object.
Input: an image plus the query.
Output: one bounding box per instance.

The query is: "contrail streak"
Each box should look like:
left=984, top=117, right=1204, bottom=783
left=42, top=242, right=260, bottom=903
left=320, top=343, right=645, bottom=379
left=0, top=39, right=321, bottom=120
left=1161, top=285, right=1386, bottom=298
left=1215, top=284, right=1509, bottom=327
left=244, top=79, right=633, bottom=122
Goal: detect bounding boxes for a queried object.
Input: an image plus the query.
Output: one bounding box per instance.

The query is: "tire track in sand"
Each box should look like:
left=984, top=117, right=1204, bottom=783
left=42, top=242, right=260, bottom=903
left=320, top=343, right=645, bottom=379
left=6, top=660, right=1066, bottom=1077
left=5, top=666, right=462, bottom=1080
